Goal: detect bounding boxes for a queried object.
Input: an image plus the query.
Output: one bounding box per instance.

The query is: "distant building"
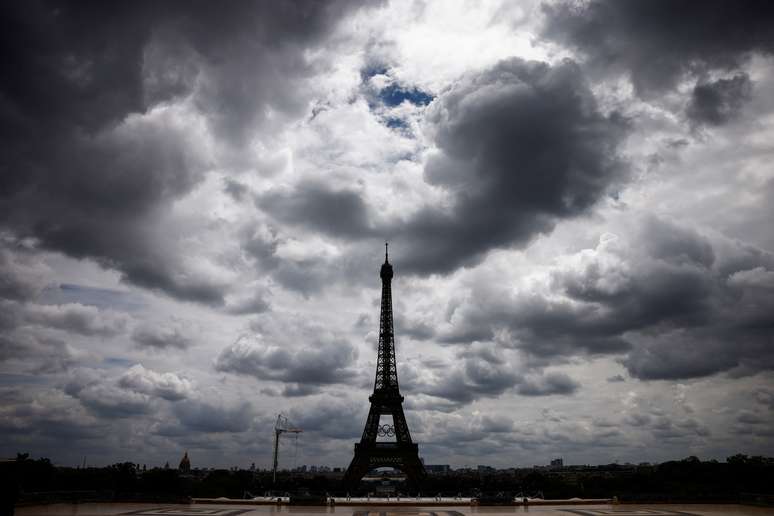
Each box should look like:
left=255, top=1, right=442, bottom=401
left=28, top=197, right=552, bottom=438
left=425, top=464, right=451, bottom=475
left=550, top=458, right=563, bottom=468
left=477, top=465, right=495, bottom=474
left=179, top=451, right=191, bottom=473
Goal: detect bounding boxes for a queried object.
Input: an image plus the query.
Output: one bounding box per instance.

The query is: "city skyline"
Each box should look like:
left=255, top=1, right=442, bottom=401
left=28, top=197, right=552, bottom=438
left=1, top=0, right=774, bottom=469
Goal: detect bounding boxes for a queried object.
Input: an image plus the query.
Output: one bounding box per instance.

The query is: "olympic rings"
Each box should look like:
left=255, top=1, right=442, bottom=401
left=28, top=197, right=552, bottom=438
left=377, top=424, right=396, bottom=437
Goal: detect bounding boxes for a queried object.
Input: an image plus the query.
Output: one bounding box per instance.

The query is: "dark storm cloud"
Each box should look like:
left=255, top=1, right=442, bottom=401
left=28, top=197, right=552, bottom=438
left=479, top=415, right=514, bottom=433
left=240, top=226, right=379, bottom=295
left=0, top=390, right=107, bottom=442
left=754, top=388, right=774, bottom=410
left=0, top=1, right=374, bottom=304
left=516, top=372, right=580, bottom=396
left=542, top=0, right=774, bottom=96
left=132, top=324, right=193, bottom=350
left=418, top=343, right=518, bottom=404
left=24, top=303, right=128, bottom=338
left=442, top=215, right=774, bottom=380
left=651, top=416, right=710, bottom=440
left=257, top=183, right=374, bottom=238
left=288, top=399, right=365, bottom=440
left=397, top=58, right=628, bottom=274
left=3, top=95, right=224, bottom=305
left=0, top=300, right=24, bottom=333
left=0, top=243, right=132, bottom=373
left=63, top=368, right=160, bottom=419
left=40, top=284, right=144, bottom=312
left=687, top=74, right=753, bottom=126
left=254, top=58, right=627, bottom=277
left=638, top=217, right=716, bottom=268
left=0, top=246, right=50, bottom=302
left=0, top=0, right=370, bottom=138
left=215, top=338, right=356, bottom=388
left=174, top=399, right=254, bottom=433
left=215, top=327, right=359, bottom=392
left=736, top=407, right=774, bottom=437
left=70, top=383, right=154, bottom=419
left=620, top=331, right=747, bottom=381
left=734, top=418, right=774, bottom=439
left=409, top=345, right=580, bottom=405
left=223, top=178, right=250, bottom=202
left=396, top=318, right=435, bottom=341
left=0, top=331, right=76, bottom=373
left=422, top=411, right=631, bottom=460
left=625, top=413, right=652, bottom=428
left=736, top=410, right=767, bottom=425
left=225, top=290, right=271, bottom=316
left=426, top=360, right=518, bottom=404
left=281, top=384, right=321, bottom=397
left=403, top=394, right=459, bottom=414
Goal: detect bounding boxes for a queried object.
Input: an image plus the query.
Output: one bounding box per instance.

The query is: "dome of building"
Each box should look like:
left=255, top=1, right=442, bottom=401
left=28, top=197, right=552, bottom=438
left=179, top=451, right=191, bottom=473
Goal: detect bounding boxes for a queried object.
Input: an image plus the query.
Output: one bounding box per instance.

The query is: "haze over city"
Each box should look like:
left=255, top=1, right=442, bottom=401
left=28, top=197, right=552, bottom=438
left=1, top=0, right=773, bottom=471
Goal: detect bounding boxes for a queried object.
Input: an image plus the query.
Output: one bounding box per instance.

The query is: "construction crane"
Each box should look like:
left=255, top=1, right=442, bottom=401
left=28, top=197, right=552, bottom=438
left=272, top=414, right=302, bottom=484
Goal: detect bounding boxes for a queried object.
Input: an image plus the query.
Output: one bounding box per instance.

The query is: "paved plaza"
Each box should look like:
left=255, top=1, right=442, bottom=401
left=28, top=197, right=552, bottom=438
left=15, top=504, right=774, bottom=516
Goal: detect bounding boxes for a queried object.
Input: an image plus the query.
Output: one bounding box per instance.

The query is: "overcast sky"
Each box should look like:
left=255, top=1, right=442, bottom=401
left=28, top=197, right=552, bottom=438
left=2, top=0, right=774, bottom=470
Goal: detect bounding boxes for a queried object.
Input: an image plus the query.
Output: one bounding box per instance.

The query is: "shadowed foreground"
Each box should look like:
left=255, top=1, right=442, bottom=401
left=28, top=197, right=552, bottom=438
left=14, top=502, right=774, bottom=516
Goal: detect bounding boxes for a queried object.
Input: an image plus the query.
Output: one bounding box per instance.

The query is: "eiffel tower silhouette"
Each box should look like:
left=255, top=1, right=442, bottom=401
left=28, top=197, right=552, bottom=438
left=343, top=244, right=426, bottom=488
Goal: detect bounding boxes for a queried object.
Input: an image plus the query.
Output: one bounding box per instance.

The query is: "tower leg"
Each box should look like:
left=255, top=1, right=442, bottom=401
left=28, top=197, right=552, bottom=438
left=343, top=450, right=371, bottom=488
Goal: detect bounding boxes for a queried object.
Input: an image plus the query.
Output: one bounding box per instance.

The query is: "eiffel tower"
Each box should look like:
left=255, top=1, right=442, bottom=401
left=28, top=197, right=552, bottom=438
left=344, top=244, right=426, bottom=488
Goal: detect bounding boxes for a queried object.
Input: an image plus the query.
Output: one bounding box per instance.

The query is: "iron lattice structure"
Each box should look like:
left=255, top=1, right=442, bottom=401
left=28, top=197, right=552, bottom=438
left=343, top=244, right=426, bottom=488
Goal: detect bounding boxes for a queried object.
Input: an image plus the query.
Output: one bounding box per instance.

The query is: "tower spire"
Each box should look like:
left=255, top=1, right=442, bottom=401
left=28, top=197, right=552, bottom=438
left=385, top=241, right=389, bottom=263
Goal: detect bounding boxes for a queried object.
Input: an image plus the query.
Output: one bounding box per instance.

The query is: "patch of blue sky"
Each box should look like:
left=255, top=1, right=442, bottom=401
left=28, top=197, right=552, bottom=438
left=0, top=373, right=49, bottom=386
left=39, top=283, right=144, bottom=311
left=103, top=357, right=136, bottom=368
left=360, top=64, right=434, bottom=107
left=385, top=116, right=410, bottom=130
left=378, top=83, right=434, bottom=107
